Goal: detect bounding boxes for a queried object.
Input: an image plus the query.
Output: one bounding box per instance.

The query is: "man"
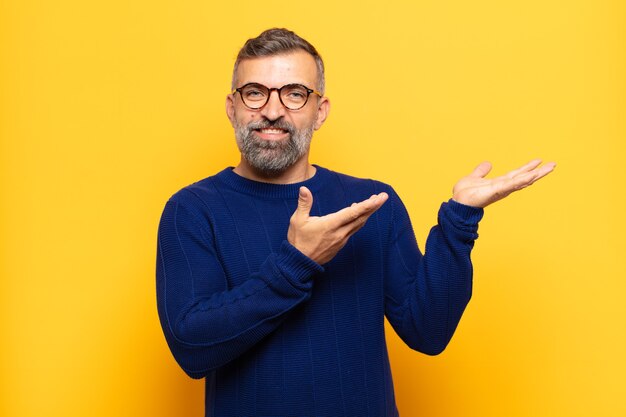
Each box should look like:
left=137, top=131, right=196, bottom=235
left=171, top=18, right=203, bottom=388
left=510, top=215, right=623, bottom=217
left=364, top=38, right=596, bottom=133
left=156, top=28, right=555, bottom=416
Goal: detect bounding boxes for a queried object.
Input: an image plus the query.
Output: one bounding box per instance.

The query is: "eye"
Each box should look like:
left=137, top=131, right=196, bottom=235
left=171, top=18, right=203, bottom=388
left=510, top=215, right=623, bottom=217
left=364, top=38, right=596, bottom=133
left=241, top=84, right=268, bottom=101
left=283, top=86, right=308, bottom=100
left=244, top=89, right=265, bottom=98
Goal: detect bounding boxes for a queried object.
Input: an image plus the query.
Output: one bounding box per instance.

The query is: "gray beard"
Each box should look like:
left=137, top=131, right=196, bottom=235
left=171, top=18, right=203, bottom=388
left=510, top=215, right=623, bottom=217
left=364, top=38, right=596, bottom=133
left=234, top=118, right=314, bottom=176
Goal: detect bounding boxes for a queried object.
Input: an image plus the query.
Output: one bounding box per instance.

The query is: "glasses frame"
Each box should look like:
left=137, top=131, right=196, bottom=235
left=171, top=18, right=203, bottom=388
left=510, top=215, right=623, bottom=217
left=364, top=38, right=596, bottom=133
left=232, top=82, right=323, bottom=111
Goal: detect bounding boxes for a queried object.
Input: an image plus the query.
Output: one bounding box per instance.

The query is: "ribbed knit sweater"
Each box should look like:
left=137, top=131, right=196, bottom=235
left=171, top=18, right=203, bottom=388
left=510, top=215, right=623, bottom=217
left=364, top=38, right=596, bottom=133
left=156, top=165, right=483, bottom=417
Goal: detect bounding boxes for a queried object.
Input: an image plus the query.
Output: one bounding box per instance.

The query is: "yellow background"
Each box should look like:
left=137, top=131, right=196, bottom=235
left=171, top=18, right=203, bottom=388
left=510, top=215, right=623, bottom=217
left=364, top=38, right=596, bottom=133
left=1, top=0, right=624, bottom=416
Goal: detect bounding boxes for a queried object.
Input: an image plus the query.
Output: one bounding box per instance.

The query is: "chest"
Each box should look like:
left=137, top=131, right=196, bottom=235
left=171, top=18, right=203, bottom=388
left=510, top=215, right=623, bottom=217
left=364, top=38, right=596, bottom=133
left=207, top=195, right=385, bottom=297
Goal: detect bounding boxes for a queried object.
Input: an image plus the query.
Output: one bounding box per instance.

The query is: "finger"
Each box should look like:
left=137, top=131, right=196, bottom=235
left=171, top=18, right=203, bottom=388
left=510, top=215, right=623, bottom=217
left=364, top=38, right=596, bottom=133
left=525, top=162, right=556, bottom=185
left=349, top=196, right=377, bottom=210
left=469, top=161, right=492, bottom=178
left=336, top=207, right=379, bottom=242
left=504, top=159, right=543, bottom=179
left=330, top=192, right=388, bottom=228
left=340, top=193, right=393, bottom=237
left=502, top=162, right=556, bottom=192
left=294, top=186, right=313, bottom=219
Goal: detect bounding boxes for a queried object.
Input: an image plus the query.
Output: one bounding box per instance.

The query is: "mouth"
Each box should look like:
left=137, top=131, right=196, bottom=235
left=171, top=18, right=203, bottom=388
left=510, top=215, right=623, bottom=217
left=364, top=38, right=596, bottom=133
left=253, top=127, right=290, bottom=140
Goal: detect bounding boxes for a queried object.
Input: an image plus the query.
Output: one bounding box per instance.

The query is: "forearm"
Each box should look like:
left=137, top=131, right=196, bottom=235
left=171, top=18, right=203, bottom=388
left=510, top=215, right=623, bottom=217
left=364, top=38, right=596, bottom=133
left=158, top=240, right=321, bottom=378
left=386, top=198, right=483, bottom=355
left=156, top=200, right=322, bottom=378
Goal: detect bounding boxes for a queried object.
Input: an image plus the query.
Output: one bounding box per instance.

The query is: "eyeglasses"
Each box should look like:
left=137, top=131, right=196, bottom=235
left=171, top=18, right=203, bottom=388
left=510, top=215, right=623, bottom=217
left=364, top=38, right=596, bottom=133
left=233, top=83, right=323, bottom=111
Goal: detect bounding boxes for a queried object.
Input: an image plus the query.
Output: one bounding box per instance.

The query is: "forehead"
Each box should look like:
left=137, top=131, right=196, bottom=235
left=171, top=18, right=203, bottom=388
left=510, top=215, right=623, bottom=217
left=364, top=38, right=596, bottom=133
left=235, top=50, right=318, bottom=88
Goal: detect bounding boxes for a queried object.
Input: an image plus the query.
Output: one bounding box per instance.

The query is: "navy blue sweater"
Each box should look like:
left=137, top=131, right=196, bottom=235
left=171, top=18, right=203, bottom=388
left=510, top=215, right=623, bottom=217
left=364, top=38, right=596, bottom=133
left=156, top=166, right=483, bottom=416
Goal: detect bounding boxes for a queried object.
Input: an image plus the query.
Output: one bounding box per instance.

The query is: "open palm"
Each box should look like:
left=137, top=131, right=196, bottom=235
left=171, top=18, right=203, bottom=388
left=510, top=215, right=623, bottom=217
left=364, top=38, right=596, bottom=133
left=452, top=159, right=556, bottom=208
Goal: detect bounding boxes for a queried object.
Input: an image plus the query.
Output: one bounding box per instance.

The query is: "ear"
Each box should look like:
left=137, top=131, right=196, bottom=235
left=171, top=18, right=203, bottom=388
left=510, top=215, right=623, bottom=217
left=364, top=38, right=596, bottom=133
left=225, top=93, right=236, bottom=127
left=314, top=96, right=330, bottom=130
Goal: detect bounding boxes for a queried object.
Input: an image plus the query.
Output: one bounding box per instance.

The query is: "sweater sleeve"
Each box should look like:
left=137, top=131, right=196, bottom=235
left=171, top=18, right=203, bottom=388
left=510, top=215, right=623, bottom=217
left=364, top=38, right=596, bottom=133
left=156, top=199, right=323, bottom=379
left=383, top=188, right=483, bottom=355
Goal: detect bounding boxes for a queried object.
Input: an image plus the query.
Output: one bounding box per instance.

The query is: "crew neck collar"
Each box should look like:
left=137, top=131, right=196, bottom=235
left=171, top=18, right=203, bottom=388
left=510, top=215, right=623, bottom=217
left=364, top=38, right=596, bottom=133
left=215, top=164, right=331, bottom=199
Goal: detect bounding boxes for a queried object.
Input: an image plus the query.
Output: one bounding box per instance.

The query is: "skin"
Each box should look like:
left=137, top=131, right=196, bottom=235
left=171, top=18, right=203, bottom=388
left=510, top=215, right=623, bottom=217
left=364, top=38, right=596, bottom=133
left=226, top=50, right=329, bottom=184
left=452, top=159, right=556, bottom=208
left=226, top=51, right=556, bottom=265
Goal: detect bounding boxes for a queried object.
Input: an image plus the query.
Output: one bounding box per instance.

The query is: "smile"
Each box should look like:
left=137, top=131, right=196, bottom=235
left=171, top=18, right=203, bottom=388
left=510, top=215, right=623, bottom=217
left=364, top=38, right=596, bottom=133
left=255, top=128, right=288, bottom=134
left=253, top=128, right=290, bottom=140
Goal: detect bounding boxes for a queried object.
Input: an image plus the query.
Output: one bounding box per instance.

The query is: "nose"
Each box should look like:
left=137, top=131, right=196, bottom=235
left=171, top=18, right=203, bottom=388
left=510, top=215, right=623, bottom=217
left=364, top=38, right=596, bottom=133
left=260, top=89, right=286, bottom=121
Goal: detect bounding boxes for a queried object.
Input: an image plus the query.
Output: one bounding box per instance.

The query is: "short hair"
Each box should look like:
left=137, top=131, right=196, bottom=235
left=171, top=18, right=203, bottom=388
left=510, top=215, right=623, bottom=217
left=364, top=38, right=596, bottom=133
left=232, top=28, right=325, bottom=94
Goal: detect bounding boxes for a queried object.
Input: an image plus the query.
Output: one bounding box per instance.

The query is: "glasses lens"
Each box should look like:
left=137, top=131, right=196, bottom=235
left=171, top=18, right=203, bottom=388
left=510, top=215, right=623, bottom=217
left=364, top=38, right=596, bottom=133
left=280, top=84, right=309, bottom=110
left=240, top=84, right=269, bottom=109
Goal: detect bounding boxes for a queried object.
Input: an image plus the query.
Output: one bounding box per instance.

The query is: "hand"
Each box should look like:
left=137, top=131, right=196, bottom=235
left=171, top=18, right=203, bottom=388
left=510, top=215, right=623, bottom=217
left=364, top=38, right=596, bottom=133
left=452, top=159, right=556, bottom=208
left=288, top=186, right=389, bottom=264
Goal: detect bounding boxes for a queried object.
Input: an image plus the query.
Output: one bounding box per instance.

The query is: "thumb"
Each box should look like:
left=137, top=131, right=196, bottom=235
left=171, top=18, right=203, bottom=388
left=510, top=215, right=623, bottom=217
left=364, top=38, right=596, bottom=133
left=294, top=186, right=313, bottom=218
left=469, top=161, right=492, bottom=178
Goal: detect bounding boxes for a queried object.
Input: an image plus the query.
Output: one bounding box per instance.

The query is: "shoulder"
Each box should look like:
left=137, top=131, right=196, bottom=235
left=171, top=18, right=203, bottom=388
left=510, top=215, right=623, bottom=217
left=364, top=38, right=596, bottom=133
left=320, top=166, right=396, bottom=197
left=169, top=168, right=234, bottom=203
left=319, top=166, right=403, bottom=225
left=162, top=169, right=233, bottom=225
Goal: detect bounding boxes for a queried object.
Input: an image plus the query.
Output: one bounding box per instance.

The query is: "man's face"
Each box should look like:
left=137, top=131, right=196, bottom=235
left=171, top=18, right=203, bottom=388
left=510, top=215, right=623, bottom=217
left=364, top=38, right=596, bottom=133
left=226, top=50, right=329, bottom=176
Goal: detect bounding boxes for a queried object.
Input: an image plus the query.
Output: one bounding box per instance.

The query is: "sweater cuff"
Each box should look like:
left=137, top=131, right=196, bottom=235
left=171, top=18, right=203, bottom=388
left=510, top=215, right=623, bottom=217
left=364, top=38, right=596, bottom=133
left=441, top=199, right=484, bottom=240
left=447, top=199, right=484, bottom=223
left=273, top=240, right=325, bottom=291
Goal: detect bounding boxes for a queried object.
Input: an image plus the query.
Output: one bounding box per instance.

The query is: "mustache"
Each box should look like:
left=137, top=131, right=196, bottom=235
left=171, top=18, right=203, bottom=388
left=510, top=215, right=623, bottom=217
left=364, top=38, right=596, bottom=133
left=246, top=119, right=296, bottom=134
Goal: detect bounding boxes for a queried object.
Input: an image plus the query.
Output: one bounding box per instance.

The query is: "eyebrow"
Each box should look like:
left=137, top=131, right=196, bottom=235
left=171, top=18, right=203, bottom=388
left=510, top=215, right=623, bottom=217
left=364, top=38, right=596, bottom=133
left=240, top=81, right=314, bottom=89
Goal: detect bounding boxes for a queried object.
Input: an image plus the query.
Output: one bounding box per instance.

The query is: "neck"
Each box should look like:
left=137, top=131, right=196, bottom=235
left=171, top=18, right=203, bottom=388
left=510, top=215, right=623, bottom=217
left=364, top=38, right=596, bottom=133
left=233, top=157, right=316, bottom=184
